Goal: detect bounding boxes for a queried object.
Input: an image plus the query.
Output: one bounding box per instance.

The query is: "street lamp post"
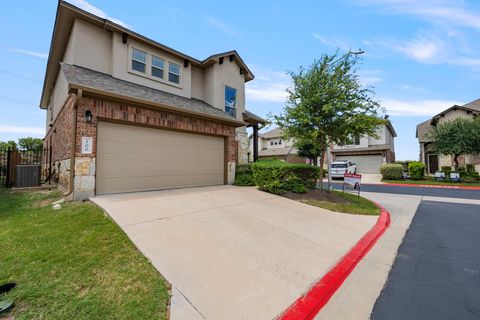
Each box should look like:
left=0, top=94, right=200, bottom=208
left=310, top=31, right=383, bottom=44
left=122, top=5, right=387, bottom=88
left=326, top=49, right=364, bottom=191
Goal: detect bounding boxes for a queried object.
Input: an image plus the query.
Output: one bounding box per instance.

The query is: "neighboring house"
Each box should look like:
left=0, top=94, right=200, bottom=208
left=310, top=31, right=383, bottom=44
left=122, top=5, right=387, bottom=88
left=331, top=122, right=397, bottom=174
left=416, top=99, right=480, bottom=174
left=41, top=1, right=264, bottom=200
left=249, top=128, right=306, bottom=163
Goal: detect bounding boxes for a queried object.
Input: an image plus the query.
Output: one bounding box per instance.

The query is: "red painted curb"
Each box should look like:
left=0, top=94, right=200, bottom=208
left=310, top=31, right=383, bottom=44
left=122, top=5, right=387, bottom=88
left=278, top=203, right=391, bottom=320
left=382, top=183, right=480, bottom=190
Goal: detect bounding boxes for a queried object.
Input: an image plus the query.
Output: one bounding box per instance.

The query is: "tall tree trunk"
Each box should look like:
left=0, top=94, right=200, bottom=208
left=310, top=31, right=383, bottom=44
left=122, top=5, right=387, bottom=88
left=454, top=154, right=459, bottom=171
left=318, top=147, right=326, bottom=190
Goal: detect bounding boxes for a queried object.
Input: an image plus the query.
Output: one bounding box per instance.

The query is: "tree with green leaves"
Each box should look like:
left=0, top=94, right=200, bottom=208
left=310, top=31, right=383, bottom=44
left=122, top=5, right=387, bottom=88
left=295, top=138, right=322, bottom=165
left=0, top=140, right=17, bottom=149
left=431, top=117, right=480, bottom=170
left=273, top=52, right=385, bottom=188
left=18, top=137, right=43, bottom=150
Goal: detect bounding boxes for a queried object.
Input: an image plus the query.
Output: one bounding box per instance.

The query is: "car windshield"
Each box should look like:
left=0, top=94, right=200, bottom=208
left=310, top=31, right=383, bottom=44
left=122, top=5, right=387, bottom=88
left=331, top=163, right=348, bottom=168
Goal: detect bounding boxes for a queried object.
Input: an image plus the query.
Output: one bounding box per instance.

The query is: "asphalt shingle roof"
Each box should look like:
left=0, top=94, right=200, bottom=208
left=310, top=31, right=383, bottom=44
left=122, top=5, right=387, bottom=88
left=60, top=63, right=240, bottom=123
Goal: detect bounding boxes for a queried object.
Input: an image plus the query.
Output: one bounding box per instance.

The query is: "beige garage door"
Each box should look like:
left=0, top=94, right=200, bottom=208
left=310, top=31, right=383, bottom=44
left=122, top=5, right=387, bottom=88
left=96, top=121, right=225, bottom=195
left=336, top=155, right=384, bottom=174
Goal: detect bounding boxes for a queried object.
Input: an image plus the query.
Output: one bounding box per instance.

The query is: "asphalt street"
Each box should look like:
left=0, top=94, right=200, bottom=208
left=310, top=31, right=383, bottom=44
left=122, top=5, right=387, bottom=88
left=324, top=181, right=480, bottom=200
left=371, top=200, right=480, bottom=320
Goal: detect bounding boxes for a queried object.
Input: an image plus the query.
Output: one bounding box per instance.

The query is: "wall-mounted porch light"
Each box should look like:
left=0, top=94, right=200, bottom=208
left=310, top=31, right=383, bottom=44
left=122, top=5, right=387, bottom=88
left=85, top=110, right=93, bottom=123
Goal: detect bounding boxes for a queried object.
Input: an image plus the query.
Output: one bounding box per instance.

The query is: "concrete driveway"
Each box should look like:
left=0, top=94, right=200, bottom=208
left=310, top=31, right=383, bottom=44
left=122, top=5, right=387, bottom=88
left=92, top=185, right=377, bottom=320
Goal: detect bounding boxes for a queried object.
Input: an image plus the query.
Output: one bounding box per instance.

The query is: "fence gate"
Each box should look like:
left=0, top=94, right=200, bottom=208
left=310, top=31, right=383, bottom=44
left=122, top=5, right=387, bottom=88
left=0, top=147, right=52, bottom=188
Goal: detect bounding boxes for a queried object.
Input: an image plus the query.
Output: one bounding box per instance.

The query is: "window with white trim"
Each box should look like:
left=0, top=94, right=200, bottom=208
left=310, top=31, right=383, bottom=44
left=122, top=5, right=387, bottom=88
left=225, top=86, right=237, bottom=117
left=168, top=62, right=180, bottom=84
left=151, top=55, right=164, bottom=79
left=132, top=48, right=147, bottom=73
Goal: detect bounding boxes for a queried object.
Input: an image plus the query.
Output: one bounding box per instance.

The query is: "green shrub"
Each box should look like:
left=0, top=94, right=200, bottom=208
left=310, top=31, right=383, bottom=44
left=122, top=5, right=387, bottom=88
left=251, top=160, right=320, bottom=195
left=466, top=164, right=476, bottom=173
left=234, top=164, right=255, bottom=186
left=395, top=160, right=414, bottom=172
left=380, top=164, right=404, bottom=180
left=408, top=161, right=426, bottom=180
left=441, top=166, right=452, bottom=175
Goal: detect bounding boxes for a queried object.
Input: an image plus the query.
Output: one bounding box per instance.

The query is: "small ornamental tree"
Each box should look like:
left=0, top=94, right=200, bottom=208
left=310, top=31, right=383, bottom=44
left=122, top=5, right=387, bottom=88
left=18, top=137, right=43, bottom=150
left=296, top=138, right=322, bottom=165
left=431, top=117, right=480, bottom=170
left=0, top=140, right=17, bottom=149
left=273, top=51, right=385, bottom=189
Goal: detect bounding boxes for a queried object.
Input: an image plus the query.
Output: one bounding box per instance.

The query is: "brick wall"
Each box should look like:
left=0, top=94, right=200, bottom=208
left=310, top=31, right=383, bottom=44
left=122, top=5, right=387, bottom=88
left=75, top=97, right=238, bottom=161
left=43, top=93, right=76, bottom=162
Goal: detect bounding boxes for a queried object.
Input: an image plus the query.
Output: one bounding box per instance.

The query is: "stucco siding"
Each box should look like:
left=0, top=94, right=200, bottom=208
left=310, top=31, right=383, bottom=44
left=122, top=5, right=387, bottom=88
left=66, top=19, right=112, bottom=74
left=46, top=69, right=69, bottom=129
left=213, top=60, right=245, bottom=121
left=369, top=126, right=387, bottom=145
left=438, top=109, right=472, bottom=124
left=111, top=34, right=191, bottom=99
left=191, top=66, right=204, bottom=100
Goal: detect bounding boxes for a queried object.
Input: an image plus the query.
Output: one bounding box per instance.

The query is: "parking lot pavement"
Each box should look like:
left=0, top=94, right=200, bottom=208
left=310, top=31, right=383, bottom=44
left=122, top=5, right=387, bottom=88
left=371, top=200, right=480, bottom=320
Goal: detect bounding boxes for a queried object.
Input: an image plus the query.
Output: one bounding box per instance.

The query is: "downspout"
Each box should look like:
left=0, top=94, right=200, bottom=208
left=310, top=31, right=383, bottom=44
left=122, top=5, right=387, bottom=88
left=64, top=89, right=82, bottom=198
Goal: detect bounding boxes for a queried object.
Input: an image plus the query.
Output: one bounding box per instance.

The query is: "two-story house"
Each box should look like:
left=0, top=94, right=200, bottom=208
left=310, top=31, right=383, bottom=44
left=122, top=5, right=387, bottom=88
left=40, top=1, right=264, bottom=200
left=331, top=122, right=397, bottom=173
left=248, top=128, right=305, bottom=163
left=416, top=99, right=480, bottom=174
left=250, top=122, right=397, bottom=172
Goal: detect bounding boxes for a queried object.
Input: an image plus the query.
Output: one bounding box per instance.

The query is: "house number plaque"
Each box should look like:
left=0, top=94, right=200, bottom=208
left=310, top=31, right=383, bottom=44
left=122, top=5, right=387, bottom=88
left=81, top=137, right=93, bottom=154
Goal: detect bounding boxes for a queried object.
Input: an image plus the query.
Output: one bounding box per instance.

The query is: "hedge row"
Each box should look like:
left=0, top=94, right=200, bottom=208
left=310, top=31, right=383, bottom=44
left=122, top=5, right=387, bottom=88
left=234, top=164, right=255, bottom=186
left=380, top=164, right=404, bottom=180
left=251, top=160, right=320, bottom=195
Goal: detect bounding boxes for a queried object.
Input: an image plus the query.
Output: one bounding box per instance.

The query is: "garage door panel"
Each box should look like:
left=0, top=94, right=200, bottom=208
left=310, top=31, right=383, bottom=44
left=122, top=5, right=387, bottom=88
left=96, top=122, right=225, bottom=195
left=336, top=155, right=383, bottom=174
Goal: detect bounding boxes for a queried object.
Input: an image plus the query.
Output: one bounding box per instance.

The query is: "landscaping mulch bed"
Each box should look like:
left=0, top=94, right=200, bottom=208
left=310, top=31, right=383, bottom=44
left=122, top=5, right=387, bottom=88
left=283, top=188, right=349, bottom=203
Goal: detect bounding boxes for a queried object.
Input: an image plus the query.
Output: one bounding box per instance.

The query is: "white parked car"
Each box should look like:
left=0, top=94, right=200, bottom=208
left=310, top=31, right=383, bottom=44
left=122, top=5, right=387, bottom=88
left=330, top=160, right=357, bottom=178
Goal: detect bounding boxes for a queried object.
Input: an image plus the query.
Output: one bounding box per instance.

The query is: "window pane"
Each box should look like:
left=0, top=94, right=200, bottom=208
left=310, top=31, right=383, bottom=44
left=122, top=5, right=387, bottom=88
left=169, top=63, right=180, bottom=75
left=152, top=56, right=164, bottom=69
left=132, top=48, right=146, bottom=62
left=152, top=67, right=163, bottom=78
left=132, top=60, right=145, bottom=73
left=168, top=73, right=180, bottom=84
left=225, top=86, right=237, bottom=113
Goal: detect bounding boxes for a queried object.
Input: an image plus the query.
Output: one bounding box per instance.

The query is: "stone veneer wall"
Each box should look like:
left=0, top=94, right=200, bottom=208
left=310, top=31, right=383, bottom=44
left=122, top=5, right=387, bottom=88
left=69, top=96, right=238, bottom=200
left=236, top=127, right=249, bottom=164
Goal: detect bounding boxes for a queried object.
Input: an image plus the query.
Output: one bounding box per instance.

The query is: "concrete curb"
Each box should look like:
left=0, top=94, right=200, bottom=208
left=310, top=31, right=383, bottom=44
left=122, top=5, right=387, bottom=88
left=277, top=203, right=391, bottom=320
left=382, top=182, right=480, bottom=190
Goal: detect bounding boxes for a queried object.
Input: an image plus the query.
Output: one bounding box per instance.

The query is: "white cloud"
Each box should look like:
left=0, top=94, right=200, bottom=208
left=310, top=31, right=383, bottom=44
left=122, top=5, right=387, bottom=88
left=0, top=125, right=45, bottom=135
left=358, top=69, right=384, bottom=85
left=69, top=0, right=130, bottom=28
left=245, top=65, right=290, bottom=103
left=205, top=16, right=237, bottom=35
left=355, top=0, right=480, bottom=29
left=7, top=48, right=47, bottom=59
left=396, top=36, right=443, bottom=63
left=381, top=98, right=463, bottom=116
left=312, top=33, right=350, bottom=51
left=399, top=84, right=429, bottom=94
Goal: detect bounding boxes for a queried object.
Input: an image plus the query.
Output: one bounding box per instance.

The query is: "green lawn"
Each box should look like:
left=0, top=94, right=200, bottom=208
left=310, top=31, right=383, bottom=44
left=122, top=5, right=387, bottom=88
left=383, top=179, right=480, bottom=187
left=0, top=188, right=170, bottom=320
left=301, top=190, right=380, bottom=216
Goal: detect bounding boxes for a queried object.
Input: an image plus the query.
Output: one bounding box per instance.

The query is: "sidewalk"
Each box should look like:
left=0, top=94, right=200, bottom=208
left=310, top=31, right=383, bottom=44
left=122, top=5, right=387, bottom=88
left=315, top=192, right=421, bottom=320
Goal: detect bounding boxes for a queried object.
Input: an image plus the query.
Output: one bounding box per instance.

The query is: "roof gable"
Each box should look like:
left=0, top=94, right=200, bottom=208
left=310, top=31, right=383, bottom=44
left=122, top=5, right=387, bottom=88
left=40, top=1, right=254, bottom=109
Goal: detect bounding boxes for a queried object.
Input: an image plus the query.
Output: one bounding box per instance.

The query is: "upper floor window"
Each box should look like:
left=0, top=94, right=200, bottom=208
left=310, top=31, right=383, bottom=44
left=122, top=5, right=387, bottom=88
left=169, top=63, right=180, bottom=84
left=132, top=48, right=147, bottom=73
left=152, top=56, right=164, bottom=79
left=353, top=135, right=360, bottom=145
left=225, top=86, right=237, bottom=117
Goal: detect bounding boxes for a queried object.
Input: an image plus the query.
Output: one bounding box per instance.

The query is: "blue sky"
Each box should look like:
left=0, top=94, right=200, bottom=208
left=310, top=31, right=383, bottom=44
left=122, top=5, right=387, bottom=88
left=1, top=0, right=479, bottom=160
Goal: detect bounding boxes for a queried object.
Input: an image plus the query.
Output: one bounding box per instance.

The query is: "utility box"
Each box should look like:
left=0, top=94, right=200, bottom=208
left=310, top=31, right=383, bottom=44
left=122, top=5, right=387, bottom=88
left=14, top=165, right=41, bottom=188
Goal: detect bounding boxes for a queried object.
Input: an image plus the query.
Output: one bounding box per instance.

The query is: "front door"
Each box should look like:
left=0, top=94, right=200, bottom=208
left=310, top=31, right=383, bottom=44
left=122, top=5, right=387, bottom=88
left=428, top=154, right=438, bottom=174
